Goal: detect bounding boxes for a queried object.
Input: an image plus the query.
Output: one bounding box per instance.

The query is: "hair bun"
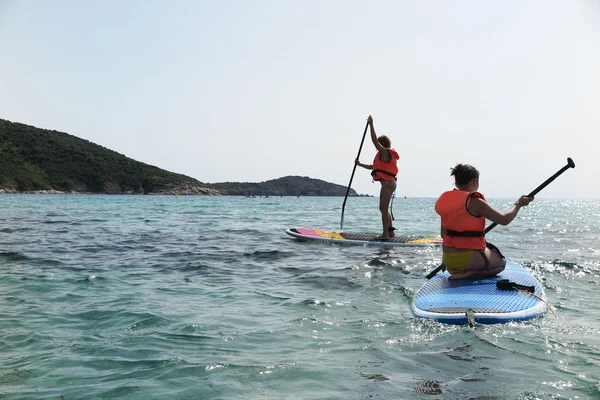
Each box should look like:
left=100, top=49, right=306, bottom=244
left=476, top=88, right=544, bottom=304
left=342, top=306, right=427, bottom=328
left=450, top=163, right=479, bottom=185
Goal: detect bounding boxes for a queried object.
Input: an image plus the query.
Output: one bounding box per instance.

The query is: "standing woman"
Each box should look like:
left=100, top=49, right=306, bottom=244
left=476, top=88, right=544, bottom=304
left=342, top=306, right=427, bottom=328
left=355, top=115, right=400, bottom=240
left=435, top=164, right=533, bottom=280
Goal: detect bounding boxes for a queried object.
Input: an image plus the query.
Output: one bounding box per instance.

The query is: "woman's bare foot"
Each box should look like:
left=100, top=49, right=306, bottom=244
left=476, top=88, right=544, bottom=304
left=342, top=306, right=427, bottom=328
left=448, top=271, right=477, bottom=280
left=374, top=234, right=390, bottom=241
left=448, top=267, right=504, bottom=280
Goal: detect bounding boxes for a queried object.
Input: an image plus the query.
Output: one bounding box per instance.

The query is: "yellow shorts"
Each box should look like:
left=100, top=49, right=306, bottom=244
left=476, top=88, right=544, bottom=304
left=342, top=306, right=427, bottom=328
left=442, top=251, right=475, bottom=272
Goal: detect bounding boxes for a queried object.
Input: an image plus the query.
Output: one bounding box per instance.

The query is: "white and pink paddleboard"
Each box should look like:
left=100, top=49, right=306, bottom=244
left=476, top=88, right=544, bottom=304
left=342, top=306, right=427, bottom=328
left=285, top=228, right=442, bottom=247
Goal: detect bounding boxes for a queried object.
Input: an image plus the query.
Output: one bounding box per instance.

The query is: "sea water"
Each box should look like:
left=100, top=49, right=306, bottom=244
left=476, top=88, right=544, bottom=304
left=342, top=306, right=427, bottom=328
left=0, top=195, right=599, bottom=400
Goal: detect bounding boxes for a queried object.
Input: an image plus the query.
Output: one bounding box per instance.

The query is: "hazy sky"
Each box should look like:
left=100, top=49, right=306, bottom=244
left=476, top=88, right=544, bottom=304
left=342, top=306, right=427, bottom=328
left=1, top=0, right=598, bottom=198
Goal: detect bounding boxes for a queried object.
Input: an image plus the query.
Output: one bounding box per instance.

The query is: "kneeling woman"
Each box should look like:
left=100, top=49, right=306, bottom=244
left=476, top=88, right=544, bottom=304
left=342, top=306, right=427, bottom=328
left=435, top=164, right=533, bottom=280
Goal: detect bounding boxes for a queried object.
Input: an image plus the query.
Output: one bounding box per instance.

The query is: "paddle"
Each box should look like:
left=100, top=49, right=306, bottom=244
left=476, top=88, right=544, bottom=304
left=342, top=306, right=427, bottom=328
left=425, top=157, right=576, bottom=280
left=340, top=120, right=370, bottom=230
left=483, top=157, right=575, bottom=234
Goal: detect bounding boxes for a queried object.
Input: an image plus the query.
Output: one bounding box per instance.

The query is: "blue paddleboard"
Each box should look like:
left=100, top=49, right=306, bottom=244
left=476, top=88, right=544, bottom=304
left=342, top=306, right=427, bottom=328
left=411, top=260, right=547, bottom=324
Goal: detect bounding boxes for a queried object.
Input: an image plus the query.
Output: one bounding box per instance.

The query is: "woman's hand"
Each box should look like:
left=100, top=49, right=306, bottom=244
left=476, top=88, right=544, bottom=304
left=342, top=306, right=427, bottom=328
left=355, top=159, right=372, bottom=170
left=515, top=195, right=534, bottom=208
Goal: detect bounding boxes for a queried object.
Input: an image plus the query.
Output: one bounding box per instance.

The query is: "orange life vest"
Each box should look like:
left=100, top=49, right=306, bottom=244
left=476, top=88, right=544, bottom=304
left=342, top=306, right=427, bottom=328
left=371, top=148, right=399, bottom=182
left=435, top=189, right=486, bottom=250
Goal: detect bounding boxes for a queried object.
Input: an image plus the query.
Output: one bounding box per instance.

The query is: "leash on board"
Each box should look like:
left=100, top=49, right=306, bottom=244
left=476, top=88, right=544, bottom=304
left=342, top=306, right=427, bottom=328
left=496, top=279, right=556, bottom=317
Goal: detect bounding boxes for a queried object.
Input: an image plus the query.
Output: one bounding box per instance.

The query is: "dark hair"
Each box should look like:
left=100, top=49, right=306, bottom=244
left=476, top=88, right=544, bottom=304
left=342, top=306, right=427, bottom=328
left=377, top=135, right=391, bottom=148
left=451, top=164, right=479, bottom=186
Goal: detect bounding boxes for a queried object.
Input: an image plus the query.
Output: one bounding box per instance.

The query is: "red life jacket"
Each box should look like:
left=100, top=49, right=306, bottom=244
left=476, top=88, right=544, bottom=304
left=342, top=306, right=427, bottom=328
left=371, top=148, right=399, bottom=182
left=435, top=189, right=486, bottom=250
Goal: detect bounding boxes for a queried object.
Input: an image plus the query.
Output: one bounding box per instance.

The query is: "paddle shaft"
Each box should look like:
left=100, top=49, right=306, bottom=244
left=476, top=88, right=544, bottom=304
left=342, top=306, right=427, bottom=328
left=484, top=158, right=575, bottom=233
left=426, top=157, right=575, bottom=279
left=340, top=120, right=370, bottom=230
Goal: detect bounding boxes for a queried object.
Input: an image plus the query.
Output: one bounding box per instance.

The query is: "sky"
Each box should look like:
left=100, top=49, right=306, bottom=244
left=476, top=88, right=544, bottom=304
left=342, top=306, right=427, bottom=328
left=1, top=0, right=598, bottom=198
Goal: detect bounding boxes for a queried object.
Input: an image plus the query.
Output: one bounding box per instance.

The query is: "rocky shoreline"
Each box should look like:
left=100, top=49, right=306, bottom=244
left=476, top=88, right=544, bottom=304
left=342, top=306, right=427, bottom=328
left=0, top=187, right=221, bottom=195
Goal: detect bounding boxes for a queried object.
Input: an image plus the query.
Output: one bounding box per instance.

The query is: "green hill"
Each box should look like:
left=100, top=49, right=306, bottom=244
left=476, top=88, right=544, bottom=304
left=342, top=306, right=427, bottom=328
left=0, top=118, right=217, bottom=194
left=210, top=176, right=359, bottom=196
left=0, top=118, right=363, bottom=196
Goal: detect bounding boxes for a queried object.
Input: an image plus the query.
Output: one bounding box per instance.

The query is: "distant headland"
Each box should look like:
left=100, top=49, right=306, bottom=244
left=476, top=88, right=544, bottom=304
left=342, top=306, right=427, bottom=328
left=0, top=118, right=367, bottom=197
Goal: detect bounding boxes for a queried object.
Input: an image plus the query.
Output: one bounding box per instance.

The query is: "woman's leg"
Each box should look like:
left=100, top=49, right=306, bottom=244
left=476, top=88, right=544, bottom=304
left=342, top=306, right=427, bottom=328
left=377, top=182, right=395, bottom=238
left=448, top=248, right=506, bottom=280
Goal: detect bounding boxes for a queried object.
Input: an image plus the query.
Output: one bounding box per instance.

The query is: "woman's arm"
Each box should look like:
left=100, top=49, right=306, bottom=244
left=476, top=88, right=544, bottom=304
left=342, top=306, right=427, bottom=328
left=469, top=195, right=533, bottom=226
left=368, top=115, right=387, bottom=155
left=355, top=159, right=373, bottom=170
